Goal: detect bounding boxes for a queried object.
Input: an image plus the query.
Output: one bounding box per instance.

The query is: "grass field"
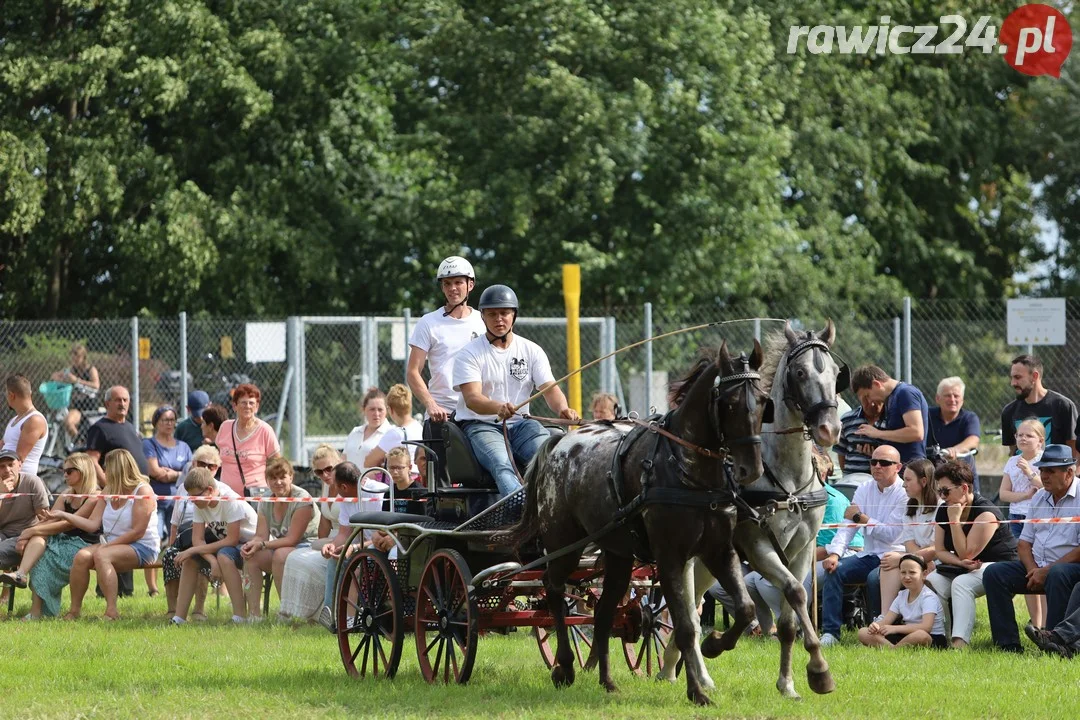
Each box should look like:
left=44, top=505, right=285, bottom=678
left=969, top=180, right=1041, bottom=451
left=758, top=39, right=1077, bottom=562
left=1, top=577, right=1077, bottom=720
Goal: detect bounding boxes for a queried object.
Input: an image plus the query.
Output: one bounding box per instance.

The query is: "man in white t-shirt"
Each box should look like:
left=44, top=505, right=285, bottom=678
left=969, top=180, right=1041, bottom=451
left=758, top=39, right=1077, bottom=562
left=171, top=468, right=258, bottom=623
left=454, top=284, right=579, bottom=498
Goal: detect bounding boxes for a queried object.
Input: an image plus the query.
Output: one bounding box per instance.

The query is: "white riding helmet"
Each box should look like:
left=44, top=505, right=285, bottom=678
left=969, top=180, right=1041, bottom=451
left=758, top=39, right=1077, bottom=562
left=437, top=256, right=475, bottom=282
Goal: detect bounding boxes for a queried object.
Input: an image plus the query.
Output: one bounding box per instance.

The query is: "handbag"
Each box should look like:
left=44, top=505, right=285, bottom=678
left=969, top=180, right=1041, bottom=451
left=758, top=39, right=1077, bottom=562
left=231, top=420, right=249, bottom=492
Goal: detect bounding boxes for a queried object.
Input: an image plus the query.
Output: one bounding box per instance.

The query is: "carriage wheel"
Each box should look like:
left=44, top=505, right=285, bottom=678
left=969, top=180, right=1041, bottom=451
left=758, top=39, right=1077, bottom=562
left=535, top=598, right=594, bottom=669
left=415, top=549, right=478, bottom=684
left=337, top=549, right=404, bottom=679
left=622, top=584, right=674, bottom=676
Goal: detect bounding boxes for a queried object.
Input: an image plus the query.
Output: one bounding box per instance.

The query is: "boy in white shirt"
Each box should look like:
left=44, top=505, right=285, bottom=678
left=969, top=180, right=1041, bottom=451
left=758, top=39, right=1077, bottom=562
left=171, top=468, right=258, bottom=624
left=454, top=285, right=579, bottom=498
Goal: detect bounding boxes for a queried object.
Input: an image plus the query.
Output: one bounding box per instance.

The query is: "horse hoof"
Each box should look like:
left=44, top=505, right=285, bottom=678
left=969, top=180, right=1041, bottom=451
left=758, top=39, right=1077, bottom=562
left=551, top=665, right=576, bottom=688
left=601, top=679, right=618, bottom=693
left=807, top=667, right=835, bottom=695
left=688, top=689, right=713, bottom=707
left=583, top=654, right=598, bottom=672
left=700, top=635, right=728, bottom=659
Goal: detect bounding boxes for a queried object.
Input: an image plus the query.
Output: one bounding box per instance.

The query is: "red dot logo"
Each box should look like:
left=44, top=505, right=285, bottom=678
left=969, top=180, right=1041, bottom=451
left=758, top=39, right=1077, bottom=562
left=1000, top=4, right=1072, bottom=77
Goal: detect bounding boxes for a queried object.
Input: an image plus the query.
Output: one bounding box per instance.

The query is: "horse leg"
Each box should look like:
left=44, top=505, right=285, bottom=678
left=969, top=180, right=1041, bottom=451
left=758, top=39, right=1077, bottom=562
left=784, top=549, right=834, bottom=695
left=657, top=559, right=712, bottom=706
left=659, top=558, right=717, bottom=689
left=698, top=545, right=754, bottom=659
left=545, top=554, right=581, bottom=689
left=583, top=552, right=632, bottom=692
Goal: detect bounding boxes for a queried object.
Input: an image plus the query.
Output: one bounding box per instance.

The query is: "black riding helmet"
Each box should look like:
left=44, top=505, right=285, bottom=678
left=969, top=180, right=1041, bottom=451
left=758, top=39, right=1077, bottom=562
left=478, top=284, right=518, bottom=342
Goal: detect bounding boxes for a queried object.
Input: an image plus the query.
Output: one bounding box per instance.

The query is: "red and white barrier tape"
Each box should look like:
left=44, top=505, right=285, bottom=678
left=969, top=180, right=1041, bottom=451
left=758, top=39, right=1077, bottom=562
left=0, top=492, right=387, bottom=504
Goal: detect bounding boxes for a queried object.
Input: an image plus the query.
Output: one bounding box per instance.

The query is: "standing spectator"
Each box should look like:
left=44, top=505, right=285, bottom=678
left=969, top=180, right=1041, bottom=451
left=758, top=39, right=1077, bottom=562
left=199, top=403, right=228, bottom=447
left=819, top=445, right=909, bottom=646
left=851, top=365, right=929, bottom=463
left=455, top=285, right=579, bottom=498
left=15, top=453, right=102, bottom=618
left=0, top=450, right=50, bottom=580
left=927, top=377, right=981, bottom=492
left=171, top=467, right=259, bottom=624
left=834, top=394, right=883, bottom=474
left=175, top=390, right=210, bottom=450
left=161, top=445, right=220, bottom=619
left=925, top=461, right=1018, bottom=649
left=364, top=384, right=424, bottom=472
left=872, top=458, right=940, bottom=616
left=1001, top=354, right=1078, bottom=455
left=85, top=385, right=150, bottom=484
left=343, top=387, right=391, bottom=469
left=857, top=554, right=947, bottom=649
left=279, top=445, right=341, bottom=621
left=983, top=444, right=1080, bottom=652
left=142, top=405, right=192, bottom=597
left=590, top=392, right=618, bottom=421
left=217, top=384, right=280, bottom=497
left=65, top=449, right=159, bottom=620
left=3, top=375, right=47, bottom=477
left=51, top=343, right=100, bottom=442
left=1000, top=418, right=1045, bottom=541
left=240, top=456, right=317, bottom=620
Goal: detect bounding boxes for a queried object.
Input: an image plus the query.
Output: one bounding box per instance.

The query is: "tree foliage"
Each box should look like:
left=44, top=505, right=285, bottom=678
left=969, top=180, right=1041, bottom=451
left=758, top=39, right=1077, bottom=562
left=0, top=0, right=1066, bottom=319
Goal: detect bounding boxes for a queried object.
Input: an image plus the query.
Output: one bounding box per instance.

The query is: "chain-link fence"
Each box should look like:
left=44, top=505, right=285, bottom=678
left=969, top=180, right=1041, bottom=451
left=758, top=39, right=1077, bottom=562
left=0, top=300, right=1063, bottom=467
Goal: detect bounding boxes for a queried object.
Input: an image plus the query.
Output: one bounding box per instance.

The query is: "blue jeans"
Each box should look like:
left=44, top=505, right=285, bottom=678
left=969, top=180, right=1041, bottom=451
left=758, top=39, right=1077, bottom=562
left=821, top=553, right=881, bottom=637
left=461, top=419, right=550, bottom=497
left=1008, top=513, right=1025, bottom=540
left=324, top=555, right=340, bottom=611
left=866, top=566, right=882, bottom=618
left=984, top=560, right=1080, bottom=648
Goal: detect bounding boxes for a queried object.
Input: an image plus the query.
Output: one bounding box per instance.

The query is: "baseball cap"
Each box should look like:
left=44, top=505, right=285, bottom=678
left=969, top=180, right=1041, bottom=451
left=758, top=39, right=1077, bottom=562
left=187, top=390, right=211, bottom=418
left=0, top=449, right=20, bottom=462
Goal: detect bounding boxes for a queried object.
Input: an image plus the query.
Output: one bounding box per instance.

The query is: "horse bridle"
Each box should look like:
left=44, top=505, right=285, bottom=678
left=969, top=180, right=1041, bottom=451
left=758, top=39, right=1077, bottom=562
left=772, top=337, right=849, bottom=434
left=710, top=353, right=765, bottom=451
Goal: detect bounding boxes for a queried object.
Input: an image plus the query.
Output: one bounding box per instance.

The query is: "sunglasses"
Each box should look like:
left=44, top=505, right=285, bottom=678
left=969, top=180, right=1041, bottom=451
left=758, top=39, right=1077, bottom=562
left=195, top=461, right=219, bottom=469
left=63, top=467, right=78, bottom=475
left=937, top=486, right=959, bottom=498
left=314, top=466, right=336, bottom=476
left=869, top=459, right=899, bottom=467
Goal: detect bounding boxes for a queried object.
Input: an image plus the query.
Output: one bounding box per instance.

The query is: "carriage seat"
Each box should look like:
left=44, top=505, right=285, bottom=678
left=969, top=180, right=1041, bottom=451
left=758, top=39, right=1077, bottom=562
left=348, top=510, right=455, bottom=528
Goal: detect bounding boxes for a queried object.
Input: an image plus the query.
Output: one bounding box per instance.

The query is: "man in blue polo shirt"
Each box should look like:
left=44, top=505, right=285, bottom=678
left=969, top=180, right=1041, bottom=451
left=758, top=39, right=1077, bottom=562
left=851, top=365, right=928, bottom=463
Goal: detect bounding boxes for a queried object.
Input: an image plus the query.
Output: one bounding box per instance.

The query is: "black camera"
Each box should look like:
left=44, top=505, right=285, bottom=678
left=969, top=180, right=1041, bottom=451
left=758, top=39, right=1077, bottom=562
left=926, top=444, right=946, bottom=465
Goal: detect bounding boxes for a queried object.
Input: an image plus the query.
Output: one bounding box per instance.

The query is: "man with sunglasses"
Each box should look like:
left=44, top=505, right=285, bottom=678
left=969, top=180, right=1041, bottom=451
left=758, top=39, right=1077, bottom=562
left=983, top=444, right=1080, bottom=653
left=819, top=445, right=909, bottom=646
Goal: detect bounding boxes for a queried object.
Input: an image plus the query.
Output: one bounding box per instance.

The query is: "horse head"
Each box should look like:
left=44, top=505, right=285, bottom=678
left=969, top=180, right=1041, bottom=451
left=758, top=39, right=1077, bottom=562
left=778, top=319, right=843, bottom=447
left=713, top=339, right=767, bottom=485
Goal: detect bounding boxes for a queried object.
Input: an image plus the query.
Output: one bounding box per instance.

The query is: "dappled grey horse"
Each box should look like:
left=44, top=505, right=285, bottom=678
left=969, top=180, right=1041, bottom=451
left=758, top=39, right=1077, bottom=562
left=661, top=321, right=843, bottom=698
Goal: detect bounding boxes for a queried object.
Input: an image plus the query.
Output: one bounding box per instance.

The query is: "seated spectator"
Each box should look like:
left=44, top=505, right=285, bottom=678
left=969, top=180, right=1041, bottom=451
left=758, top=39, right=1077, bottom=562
left=834, top=394, right=883, bottom=475
left=175, top=390, right=210, bottom=450
left=343, top=387, right=391, bottom=469
left=984, top=444, right=1080, bottom=652
left=851, top=365, right=929, bottom=463
left=1, top=453, right=100, bottom=619
left=65, top=449, right=159, bottom=620
left=240, top=456, right=318, bottom=620
left=1026, top=579, right=1080, bottom=658
left=744, top=447, right=863, bottom=635
left=857, top=554, right=947, bottom=649
left=279, top=445, right=342, bottom=621
left=0, top=450, right=50, bottom=579
left=170, top=467, right=259, bottom=624
left=385, top=446, right=423, bottom=493
left=51, top=343, right=100, bottom=442
left=143, top=404, right=192, bottom=597
left=200, top=403, right=228, bottom=447
left=590, top=392, right=618, bottom=421
left=927, top=377, right=981, bottom=492
left=873, top=458, right=941, bottom=614
left=161, top=445, right=221, bottom=618
left=925, top=461, right=1018, bottom=649
left=364, top=384, right=423, bottom=474
left=820, top=445, right=908, bottom=646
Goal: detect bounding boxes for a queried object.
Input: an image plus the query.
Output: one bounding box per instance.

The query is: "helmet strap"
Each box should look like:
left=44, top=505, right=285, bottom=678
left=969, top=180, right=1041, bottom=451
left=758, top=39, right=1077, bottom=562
left=485, top=312, right=516, bottom=346
left=442, top=297, right=469, bottom=318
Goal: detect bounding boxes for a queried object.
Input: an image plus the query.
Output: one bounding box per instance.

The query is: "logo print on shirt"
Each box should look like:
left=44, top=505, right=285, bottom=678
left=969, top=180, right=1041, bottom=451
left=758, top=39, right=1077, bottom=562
left=509, top=357, right=529, bottom=381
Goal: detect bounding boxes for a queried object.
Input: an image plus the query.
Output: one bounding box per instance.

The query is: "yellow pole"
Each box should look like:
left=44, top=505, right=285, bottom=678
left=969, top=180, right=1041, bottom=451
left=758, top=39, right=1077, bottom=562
left=563, top=264, right=582, bottom=416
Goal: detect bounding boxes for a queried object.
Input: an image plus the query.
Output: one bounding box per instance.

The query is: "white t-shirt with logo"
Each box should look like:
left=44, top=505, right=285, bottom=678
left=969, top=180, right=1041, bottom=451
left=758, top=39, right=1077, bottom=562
left=193, top=481, right=258, bottom=542
left=409, top=308, right=486, bottom=413
left=453, top=334, right=555, bottom=425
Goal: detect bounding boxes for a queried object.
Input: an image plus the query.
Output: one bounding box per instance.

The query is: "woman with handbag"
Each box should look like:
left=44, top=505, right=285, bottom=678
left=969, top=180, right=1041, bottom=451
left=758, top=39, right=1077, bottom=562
left=217, top=384, right=280, bottom=497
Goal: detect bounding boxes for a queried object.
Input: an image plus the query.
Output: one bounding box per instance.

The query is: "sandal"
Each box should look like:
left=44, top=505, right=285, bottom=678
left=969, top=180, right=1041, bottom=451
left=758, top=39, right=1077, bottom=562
left=148, top=589, right=160, bottom=598
left=0, top=571, right=28, bottom=589
left=103, top=612, right=120, bottom=621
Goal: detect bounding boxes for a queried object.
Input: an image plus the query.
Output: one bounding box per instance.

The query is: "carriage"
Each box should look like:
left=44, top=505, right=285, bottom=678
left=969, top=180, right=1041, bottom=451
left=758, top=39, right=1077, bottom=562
left=331, top=421, right=673, bottom=683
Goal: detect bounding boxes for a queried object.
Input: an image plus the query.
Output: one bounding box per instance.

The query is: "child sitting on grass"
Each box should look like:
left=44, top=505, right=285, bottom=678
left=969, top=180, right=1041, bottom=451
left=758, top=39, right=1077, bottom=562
left=858, top=554, right=947, bottom=649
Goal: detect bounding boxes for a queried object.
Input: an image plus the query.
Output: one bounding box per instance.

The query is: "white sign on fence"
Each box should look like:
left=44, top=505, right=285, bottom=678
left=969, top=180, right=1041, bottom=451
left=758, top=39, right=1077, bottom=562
left=245, top=322, right=287, bottom=362
left=1007, top=298, right=1066, bottom=346
left=390, top=321, right=407, bottom=361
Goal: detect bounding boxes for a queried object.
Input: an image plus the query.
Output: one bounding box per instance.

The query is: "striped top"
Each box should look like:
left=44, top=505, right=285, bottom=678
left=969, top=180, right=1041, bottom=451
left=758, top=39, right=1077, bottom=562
left=833, top=407, right=878, bottom=475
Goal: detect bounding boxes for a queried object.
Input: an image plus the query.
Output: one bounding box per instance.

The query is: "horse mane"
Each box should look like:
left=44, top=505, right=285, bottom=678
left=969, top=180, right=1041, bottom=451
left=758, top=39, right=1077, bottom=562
left=668, top=347, right=719, bottom=408
left=758, top=330, right=791, bottom=396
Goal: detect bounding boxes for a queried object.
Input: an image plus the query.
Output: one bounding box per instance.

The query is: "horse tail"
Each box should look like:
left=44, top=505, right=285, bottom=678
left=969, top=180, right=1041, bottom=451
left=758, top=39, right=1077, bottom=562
left=492, top=433, right=560, bottom=547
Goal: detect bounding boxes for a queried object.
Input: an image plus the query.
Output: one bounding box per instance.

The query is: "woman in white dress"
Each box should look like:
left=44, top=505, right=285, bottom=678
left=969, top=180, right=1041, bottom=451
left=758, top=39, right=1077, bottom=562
left=278, top=444, right=341, bottom=620
left=342, top=388, right=391, bottom=477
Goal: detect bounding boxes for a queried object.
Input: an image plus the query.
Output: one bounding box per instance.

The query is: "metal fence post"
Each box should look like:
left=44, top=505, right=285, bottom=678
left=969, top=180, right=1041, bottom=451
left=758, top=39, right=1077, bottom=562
left=607, top=317, right=618, bottom=395
left=403, top=309, right=411, bottom=386
left=753, top=318, right=761, bottom=342
left=131, top=316, right=140, bottom=431
left=179, top=311, right=188, bottom=419
left=894, top=317, right=901, bottom=380
left=287, top=317, right=303, bottom=463
left=599, top=316, right=612, bottom=392
left=903, top=297, right=912, bottom=384
left=644, top=302, right=653, bottom=414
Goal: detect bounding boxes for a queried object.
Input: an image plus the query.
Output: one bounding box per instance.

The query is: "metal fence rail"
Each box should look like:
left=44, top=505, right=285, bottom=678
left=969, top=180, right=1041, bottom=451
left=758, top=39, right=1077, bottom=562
left=0, top=298, right=1060, bottom=464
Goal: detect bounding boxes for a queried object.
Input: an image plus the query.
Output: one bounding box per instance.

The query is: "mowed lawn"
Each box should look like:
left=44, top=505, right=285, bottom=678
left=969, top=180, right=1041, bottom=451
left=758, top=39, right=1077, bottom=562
left=1, top=577, right=1076, bottom=720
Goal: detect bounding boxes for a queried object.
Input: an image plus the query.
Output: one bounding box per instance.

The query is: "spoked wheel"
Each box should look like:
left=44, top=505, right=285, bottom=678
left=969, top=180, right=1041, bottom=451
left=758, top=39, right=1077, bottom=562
left=535, top=596, right=595, bottom=669
left=337, top=549, right=404, bottom=679
left=622, top=584, right=674, bottom=676
left=415, top=549, right=478, bottom=684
